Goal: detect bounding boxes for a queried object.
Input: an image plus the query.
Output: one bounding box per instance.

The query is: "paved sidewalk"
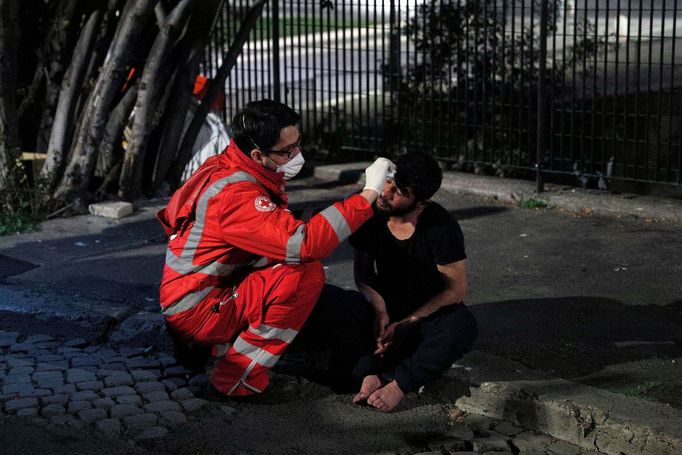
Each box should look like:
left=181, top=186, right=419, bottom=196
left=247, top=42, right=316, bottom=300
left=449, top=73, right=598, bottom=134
left=0, top=165, right=681, bottom=453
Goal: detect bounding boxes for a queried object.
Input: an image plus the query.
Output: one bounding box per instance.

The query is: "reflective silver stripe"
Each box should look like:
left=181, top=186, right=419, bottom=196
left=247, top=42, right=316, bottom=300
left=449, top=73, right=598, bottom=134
left=252, top=256, right=269, bottom=268
left=249, top=323, right=298, bottom=344
left=165, top=172, right=257, bottom=276
left=320, top=205, right=351, bottom=243
left=227, top=356, right=262, bottom=395
left=232, top=336, right=280, bottom=368
left=285, top=224, right=305, bottom=263
left=214, top=343, right=231, bottom=357
left=162, top=286, right=215, bottom=316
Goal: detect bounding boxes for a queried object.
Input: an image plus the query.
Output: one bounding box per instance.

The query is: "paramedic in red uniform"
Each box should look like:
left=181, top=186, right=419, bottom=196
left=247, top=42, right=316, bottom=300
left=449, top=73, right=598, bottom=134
left=157, top=99, right=395, bottom=400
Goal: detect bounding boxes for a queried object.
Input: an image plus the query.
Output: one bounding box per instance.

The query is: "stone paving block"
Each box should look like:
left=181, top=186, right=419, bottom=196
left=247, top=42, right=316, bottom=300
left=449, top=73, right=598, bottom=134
left=34, top=378, right=64, bottom=389
left=144, top=400, right=181, bottom=413
left=35, top=362, right=69, bottom=371
left=3, top=382, right=35, bottom=395
left=96, top=418, right=122, bottom=436
left=66, top=368, right=97, bottom=383
left=180, top=398, right=209, bottom=412
left=53, top=383, right=77, bottom=394
left=24, top=335, right=54, bottom=344
left=127, top=358, right=161, bottom=370
left=83, top=345, right=102, bottom=354
left=66, top=419, right=87, bottom=430
left=67, top=400, right=93, bottom=414
left=33, top=371, right=65, bottom=382
left=463, top=414, right=495, bottom=434
left=56, top=347, right=82, bottom=354
left=70, top=390, right=99, bottom=401
left=188, top=374, right=208, bottom=387
left=161, top=411, right=187, bottom=425
left=511, top=432, right=554, bottom=451
left=158, top=356, right=177, bottom=367
left=5, top=397, right=39, bottom=412
left=62, top=338, right=87, bottom=348
left=4, top=373, right=32, bottom=384
left=96, top=368, right=125, bottom=379
left=110, top=403, right=144, bottom=419
left=103, top=373, right=134, bottom=387
left=545, top=440, right=581, bottom=455
left=36, top=354, right=66, bottom=363
left=70, top=357, right=101, bottom=368
left=76, top=380, right=104, bottom=391
left=101, top=386, right=136, bottom=398
left=19, top=388, right=51, bottom=398
left=134, top=426, right=169, bottom=440
left=93, top=397, right=116, bottom=409
left=89, top=201, right=133, bottom=219
left=42, top=404, right=67, bottom=417
left=7, top=358, right=35, bottom=368
left=78, top=408, right=108, bottom=423
left=116, top=394, right=142, bottom=405
left=143, top=390, right=169, bottom=403
left=16, top=407, right=38, bottom=417
left=135, top=381, right=166, bottom=394
left=472, top=436, right=512, bottom=453
left=163, top=366, right=187, bottom=378
left=123, top=413, right=158, bottom=429
left=131, top=370, right=158, bottom=382
left=428, top=437, right=469, bottom=453
left=9, top=343, right=34, bottom=353
left=0, top=332, right=19, bottom=347
left=161, top=378, right=182, bottom=392
left=50, top=415, right=76, bottom=426
left=119, top=347, right=145, bottom=358
left=41, top=394, right=69, bottom=405
left=35, top=342, right=61, bottom=350
left=494, top=421, right=524, bottom=437
left=446, top=426, right=475, bottom=441
left=8, top=366, right=34, bottom=375
left=169, top=387, right=194, bottom=401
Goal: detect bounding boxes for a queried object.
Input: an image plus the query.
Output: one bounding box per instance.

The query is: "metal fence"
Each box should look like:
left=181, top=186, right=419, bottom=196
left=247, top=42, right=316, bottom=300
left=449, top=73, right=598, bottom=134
left=204, top=0, right=682, bottom=190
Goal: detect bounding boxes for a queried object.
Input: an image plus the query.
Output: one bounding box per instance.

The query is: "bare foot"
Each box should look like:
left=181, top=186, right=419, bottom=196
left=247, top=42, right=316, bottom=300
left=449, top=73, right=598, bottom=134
left=367, top=380, right=405, bottom=412
left=352, top=375, right=383, bottom=405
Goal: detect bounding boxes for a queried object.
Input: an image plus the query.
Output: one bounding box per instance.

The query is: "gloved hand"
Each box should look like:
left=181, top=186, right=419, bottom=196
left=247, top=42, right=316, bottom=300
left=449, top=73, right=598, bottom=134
left=363, top=157, right=396, bottom=195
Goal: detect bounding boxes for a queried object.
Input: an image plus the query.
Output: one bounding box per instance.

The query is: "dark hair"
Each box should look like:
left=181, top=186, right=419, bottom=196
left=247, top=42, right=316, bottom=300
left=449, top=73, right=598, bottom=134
left=394, top=152, right=443, bottom=201
left=231, top=99, right=301, bottom=155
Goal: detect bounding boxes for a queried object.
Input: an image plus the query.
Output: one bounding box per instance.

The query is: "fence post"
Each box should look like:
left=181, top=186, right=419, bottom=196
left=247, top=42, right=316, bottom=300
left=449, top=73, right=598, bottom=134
left=272, top=0, right=281, bottom=102
left=536, top=0, right=549, bottom=193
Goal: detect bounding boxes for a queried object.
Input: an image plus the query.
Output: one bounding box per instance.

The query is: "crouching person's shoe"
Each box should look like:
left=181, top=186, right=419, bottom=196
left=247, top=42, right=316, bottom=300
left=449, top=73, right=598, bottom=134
left=201, top=374, right=302, bottom=405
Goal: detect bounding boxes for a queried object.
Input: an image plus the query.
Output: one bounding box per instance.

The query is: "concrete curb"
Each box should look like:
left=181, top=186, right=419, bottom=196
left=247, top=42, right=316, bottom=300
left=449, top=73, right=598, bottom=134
left=447, top=351, right=682, bottom=455
left=313, top=162, right=682, bottom=223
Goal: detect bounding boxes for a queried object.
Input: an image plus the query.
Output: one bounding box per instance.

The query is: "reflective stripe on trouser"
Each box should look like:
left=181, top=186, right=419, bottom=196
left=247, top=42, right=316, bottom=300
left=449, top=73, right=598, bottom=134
left=210, top=260, right=325, bottom=396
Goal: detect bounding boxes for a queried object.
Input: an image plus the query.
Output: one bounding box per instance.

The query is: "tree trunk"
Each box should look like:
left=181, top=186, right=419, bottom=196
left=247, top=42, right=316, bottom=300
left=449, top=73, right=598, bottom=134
left=95, top=82, right=138, bottom=180
left=152, top=0, right=224, bottom=192
left=35, top=0, right=81, bottom=153
left=53, top=0, right=157, bottom=210
left=43, top=9, right=101, bottom=187
left=0, top=0, right=19, bottom=190
left=170, top=0, right=267, bottom=186
left=118, top=0, right=195, bottom=201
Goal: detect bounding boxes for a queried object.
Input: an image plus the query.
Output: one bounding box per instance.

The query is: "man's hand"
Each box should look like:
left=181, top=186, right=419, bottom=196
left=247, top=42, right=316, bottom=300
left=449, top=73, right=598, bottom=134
left=374, top=316, right=420, bottom=355
left=373, top=311, right=390, bottom=350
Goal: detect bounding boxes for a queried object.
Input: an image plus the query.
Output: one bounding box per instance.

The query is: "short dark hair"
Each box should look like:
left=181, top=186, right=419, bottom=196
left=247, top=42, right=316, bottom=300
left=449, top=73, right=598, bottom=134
left=231, top=100, right=301, bottom=155
left=394, top=152, right=443, bottom=201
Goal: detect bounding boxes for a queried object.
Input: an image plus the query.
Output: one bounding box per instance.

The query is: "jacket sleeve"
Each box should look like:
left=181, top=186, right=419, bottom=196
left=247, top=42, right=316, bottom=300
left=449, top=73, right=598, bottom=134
left=217, top=182, right=373, bottom=263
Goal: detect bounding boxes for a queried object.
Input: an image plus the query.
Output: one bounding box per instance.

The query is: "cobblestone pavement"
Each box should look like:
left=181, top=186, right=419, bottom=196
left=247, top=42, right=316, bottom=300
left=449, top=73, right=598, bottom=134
left=0, top=329, right=599, bottom=454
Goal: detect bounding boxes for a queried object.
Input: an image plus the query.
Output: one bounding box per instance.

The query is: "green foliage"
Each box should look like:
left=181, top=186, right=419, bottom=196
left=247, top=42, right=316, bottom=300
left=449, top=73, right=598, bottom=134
left=0, top=159, right=49, bottom=235
left=517, top=198, right=549, bottom=209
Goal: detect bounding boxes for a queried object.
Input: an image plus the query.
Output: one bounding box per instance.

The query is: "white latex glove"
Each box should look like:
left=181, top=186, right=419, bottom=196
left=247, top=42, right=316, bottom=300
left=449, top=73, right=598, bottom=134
left=363, top=157, right=397, bottom=195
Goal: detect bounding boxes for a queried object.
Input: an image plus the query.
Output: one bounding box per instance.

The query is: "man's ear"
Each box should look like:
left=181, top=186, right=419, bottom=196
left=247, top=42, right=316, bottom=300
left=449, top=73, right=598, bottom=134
left=249, top=148, right=264, bottom=163
left=417, top=199, right=431, bottom=209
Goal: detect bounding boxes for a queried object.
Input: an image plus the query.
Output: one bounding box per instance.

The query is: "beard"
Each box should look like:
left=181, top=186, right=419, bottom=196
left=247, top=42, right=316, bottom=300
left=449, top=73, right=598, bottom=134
left=373, top=198, right=419, bottom=217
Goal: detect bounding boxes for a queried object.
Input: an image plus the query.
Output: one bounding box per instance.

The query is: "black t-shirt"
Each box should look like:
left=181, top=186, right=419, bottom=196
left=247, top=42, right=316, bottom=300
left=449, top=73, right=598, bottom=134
left=349, top=202, right=467, bottom=320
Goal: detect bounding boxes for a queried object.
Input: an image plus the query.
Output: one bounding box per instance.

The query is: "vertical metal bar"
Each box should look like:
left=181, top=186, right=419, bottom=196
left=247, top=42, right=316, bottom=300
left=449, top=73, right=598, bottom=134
left=297, top=0, right=303, bottom=117
left=670, top=0, right=679, bottom=183
left=601, top=0, right=610, bottom=176
left=591, top=0, right=599, bottom=177
left=656, top=0, right=667, bottom=181
left=272, top=0, right=281, bottom=102
left=536, top=0, right=548, bottom=192
left=646, top=0, right=655, bottom=180
left=633, top=0, right=644, bottom=180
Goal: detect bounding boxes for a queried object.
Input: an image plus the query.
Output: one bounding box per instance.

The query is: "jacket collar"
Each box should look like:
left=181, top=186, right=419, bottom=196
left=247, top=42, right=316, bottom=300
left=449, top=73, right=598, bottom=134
left=219, top=142, right=287, bottom=204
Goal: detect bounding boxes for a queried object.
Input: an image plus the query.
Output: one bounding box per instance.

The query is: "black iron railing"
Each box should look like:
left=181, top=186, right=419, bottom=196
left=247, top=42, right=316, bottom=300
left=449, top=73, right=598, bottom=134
left=204, top=0, right=682, bottom=190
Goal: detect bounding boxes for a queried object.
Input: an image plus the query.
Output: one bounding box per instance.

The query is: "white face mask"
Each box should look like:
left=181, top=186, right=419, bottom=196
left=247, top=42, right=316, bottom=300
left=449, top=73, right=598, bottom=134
left=275, top=152, right=305, bottom=180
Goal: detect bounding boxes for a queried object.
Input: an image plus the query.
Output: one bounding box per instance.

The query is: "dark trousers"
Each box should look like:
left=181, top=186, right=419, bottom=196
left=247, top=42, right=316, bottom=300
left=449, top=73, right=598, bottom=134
left=301, top=284, right=478, bottom=394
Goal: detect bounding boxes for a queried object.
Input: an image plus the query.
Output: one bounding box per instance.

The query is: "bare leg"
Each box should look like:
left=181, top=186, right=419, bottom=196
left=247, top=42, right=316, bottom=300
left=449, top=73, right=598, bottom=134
left=352, top=374, right=383, bottom=404
left=367, top=380, right=405, bottom=412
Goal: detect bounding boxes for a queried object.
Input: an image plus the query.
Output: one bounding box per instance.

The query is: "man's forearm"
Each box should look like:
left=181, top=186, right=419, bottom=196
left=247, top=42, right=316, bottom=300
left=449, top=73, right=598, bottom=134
left=404, top=287, right=466, bottom=322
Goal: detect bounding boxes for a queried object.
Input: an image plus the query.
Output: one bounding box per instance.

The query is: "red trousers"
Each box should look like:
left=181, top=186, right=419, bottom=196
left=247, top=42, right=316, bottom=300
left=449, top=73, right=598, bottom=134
left=171, top=261, right=324, bottom=396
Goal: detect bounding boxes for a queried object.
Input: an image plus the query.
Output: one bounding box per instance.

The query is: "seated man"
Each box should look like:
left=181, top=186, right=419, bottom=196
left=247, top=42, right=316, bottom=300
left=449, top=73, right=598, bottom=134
left=157, top=99, right=395, bottom=400
left=315, top=152, right=477, bottom=412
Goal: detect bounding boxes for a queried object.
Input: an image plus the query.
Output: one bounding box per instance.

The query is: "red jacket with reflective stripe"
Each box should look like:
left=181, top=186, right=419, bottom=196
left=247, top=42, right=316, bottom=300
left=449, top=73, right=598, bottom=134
left=157, top=143, right=373, bottom=319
